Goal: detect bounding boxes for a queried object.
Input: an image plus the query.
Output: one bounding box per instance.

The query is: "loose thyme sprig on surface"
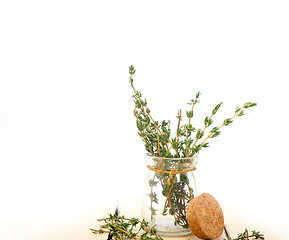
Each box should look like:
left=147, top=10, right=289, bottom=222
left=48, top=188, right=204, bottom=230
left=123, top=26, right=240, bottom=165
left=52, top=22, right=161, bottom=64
left=225, top=229, right=264, bottom=240
left=91, top=213, right=163, bottom=240
left=129, top=65, right=257, bottom=158
left=91, top=213, right=264, bottom=240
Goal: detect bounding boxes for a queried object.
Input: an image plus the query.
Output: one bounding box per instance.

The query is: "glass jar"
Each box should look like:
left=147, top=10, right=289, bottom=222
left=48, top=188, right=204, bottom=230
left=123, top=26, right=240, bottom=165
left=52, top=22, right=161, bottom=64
left=141, top=154, right=198, bottom=237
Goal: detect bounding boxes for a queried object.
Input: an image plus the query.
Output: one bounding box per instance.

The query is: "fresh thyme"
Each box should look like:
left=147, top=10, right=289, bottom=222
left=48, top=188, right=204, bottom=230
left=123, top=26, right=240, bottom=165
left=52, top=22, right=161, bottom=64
left=225, top=229, right=264, bottom=240
left=129, top=65, right=256, bottom=158
left=91, top=213, right=163, bottom=240
left=129, top=65, right=257, bottom=228
left=91, top=213, right=264, bottom=240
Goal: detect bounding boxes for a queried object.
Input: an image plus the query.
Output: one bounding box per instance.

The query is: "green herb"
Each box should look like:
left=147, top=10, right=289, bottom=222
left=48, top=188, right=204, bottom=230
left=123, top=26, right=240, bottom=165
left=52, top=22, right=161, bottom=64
left=225, top=229, right=264, bottom=240
left=129, top=65, right=257, bottom=228
left=91, top=213, right=264, bottom=240
left=91, top=213, right=163, bottom=240
left=129, top=65, right=257, bottom=158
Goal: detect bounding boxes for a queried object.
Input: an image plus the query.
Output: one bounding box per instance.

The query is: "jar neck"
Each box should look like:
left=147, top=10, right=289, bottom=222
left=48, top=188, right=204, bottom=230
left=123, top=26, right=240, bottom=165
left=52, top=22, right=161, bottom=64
left=146, top=154, right=197, bottom=171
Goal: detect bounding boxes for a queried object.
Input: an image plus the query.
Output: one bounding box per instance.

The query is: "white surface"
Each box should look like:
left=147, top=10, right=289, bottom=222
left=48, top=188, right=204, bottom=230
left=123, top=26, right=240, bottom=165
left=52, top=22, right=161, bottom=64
left=0, top=1, right=289, bottom=239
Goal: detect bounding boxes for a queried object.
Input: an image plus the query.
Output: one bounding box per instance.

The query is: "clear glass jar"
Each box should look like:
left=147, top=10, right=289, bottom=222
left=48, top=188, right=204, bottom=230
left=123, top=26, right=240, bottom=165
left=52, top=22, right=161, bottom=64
left=141, top=154, right=198, bottom=237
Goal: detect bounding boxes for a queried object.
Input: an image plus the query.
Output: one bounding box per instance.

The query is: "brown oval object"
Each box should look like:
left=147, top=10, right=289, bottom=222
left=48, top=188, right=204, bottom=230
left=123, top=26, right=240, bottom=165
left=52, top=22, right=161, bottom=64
left=186, top=193, right=224, bottom=239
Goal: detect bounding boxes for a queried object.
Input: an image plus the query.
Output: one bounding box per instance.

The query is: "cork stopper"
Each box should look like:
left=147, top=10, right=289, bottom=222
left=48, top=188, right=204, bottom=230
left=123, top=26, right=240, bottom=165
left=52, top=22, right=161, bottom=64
left=186, top=193, right=224, bottom=239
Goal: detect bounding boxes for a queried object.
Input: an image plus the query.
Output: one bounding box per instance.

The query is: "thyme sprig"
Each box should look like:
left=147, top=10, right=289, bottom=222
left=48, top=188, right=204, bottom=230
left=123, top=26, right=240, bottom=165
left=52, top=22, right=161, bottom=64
left=91, top=213, right=163, bottom=240
left=225, top=229, right=264, bottom=240
left=129, top=65, right=257, bottom=158
left=91, top=213, right=264, bottom=240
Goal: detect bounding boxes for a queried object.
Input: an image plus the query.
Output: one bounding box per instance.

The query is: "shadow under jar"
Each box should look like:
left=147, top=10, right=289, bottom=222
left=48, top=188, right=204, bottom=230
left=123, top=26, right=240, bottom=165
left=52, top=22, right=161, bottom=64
left=141, top=154, right=198, bottom=237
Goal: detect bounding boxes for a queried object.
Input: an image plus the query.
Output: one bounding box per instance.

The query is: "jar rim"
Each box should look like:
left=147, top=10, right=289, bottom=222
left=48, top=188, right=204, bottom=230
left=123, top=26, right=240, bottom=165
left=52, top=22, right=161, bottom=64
left=146, top=153, right=198, bottom=161
left=146, top=153, right=198, bottom=170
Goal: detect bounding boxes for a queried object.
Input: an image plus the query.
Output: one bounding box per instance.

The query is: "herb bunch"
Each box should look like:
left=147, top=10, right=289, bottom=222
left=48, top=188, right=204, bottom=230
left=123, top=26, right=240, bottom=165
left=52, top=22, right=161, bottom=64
left=129, top=65, right=256, bottom=158
left=91, top=213, right=163, bottom=240
left=129, top=65, right=257, bottom=229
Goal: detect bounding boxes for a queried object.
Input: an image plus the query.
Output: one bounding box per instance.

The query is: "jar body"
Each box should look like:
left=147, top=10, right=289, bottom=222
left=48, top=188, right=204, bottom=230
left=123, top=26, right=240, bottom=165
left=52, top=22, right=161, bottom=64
left=141, top=155, right=198, bottom=237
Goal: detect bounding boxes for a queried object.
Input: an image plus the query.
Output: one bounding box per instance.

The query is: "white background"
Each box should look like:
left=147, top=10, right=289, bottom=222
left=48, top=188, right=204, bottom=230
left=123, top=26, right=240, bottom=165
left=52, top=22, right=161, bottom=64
left=0, top=1, right=288, bottom=239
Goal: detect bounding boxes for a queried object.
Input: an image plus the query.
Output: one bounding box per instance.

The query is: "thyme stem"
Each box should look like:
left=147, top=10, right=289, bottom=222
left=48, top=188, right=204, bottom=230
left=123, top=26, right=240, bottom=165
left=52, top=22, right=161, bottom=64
left=188, top=112, right=214, bottom=156
left=130, top=73, right=172, bottom=153
left=198, top=111, right=240, bottom=150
